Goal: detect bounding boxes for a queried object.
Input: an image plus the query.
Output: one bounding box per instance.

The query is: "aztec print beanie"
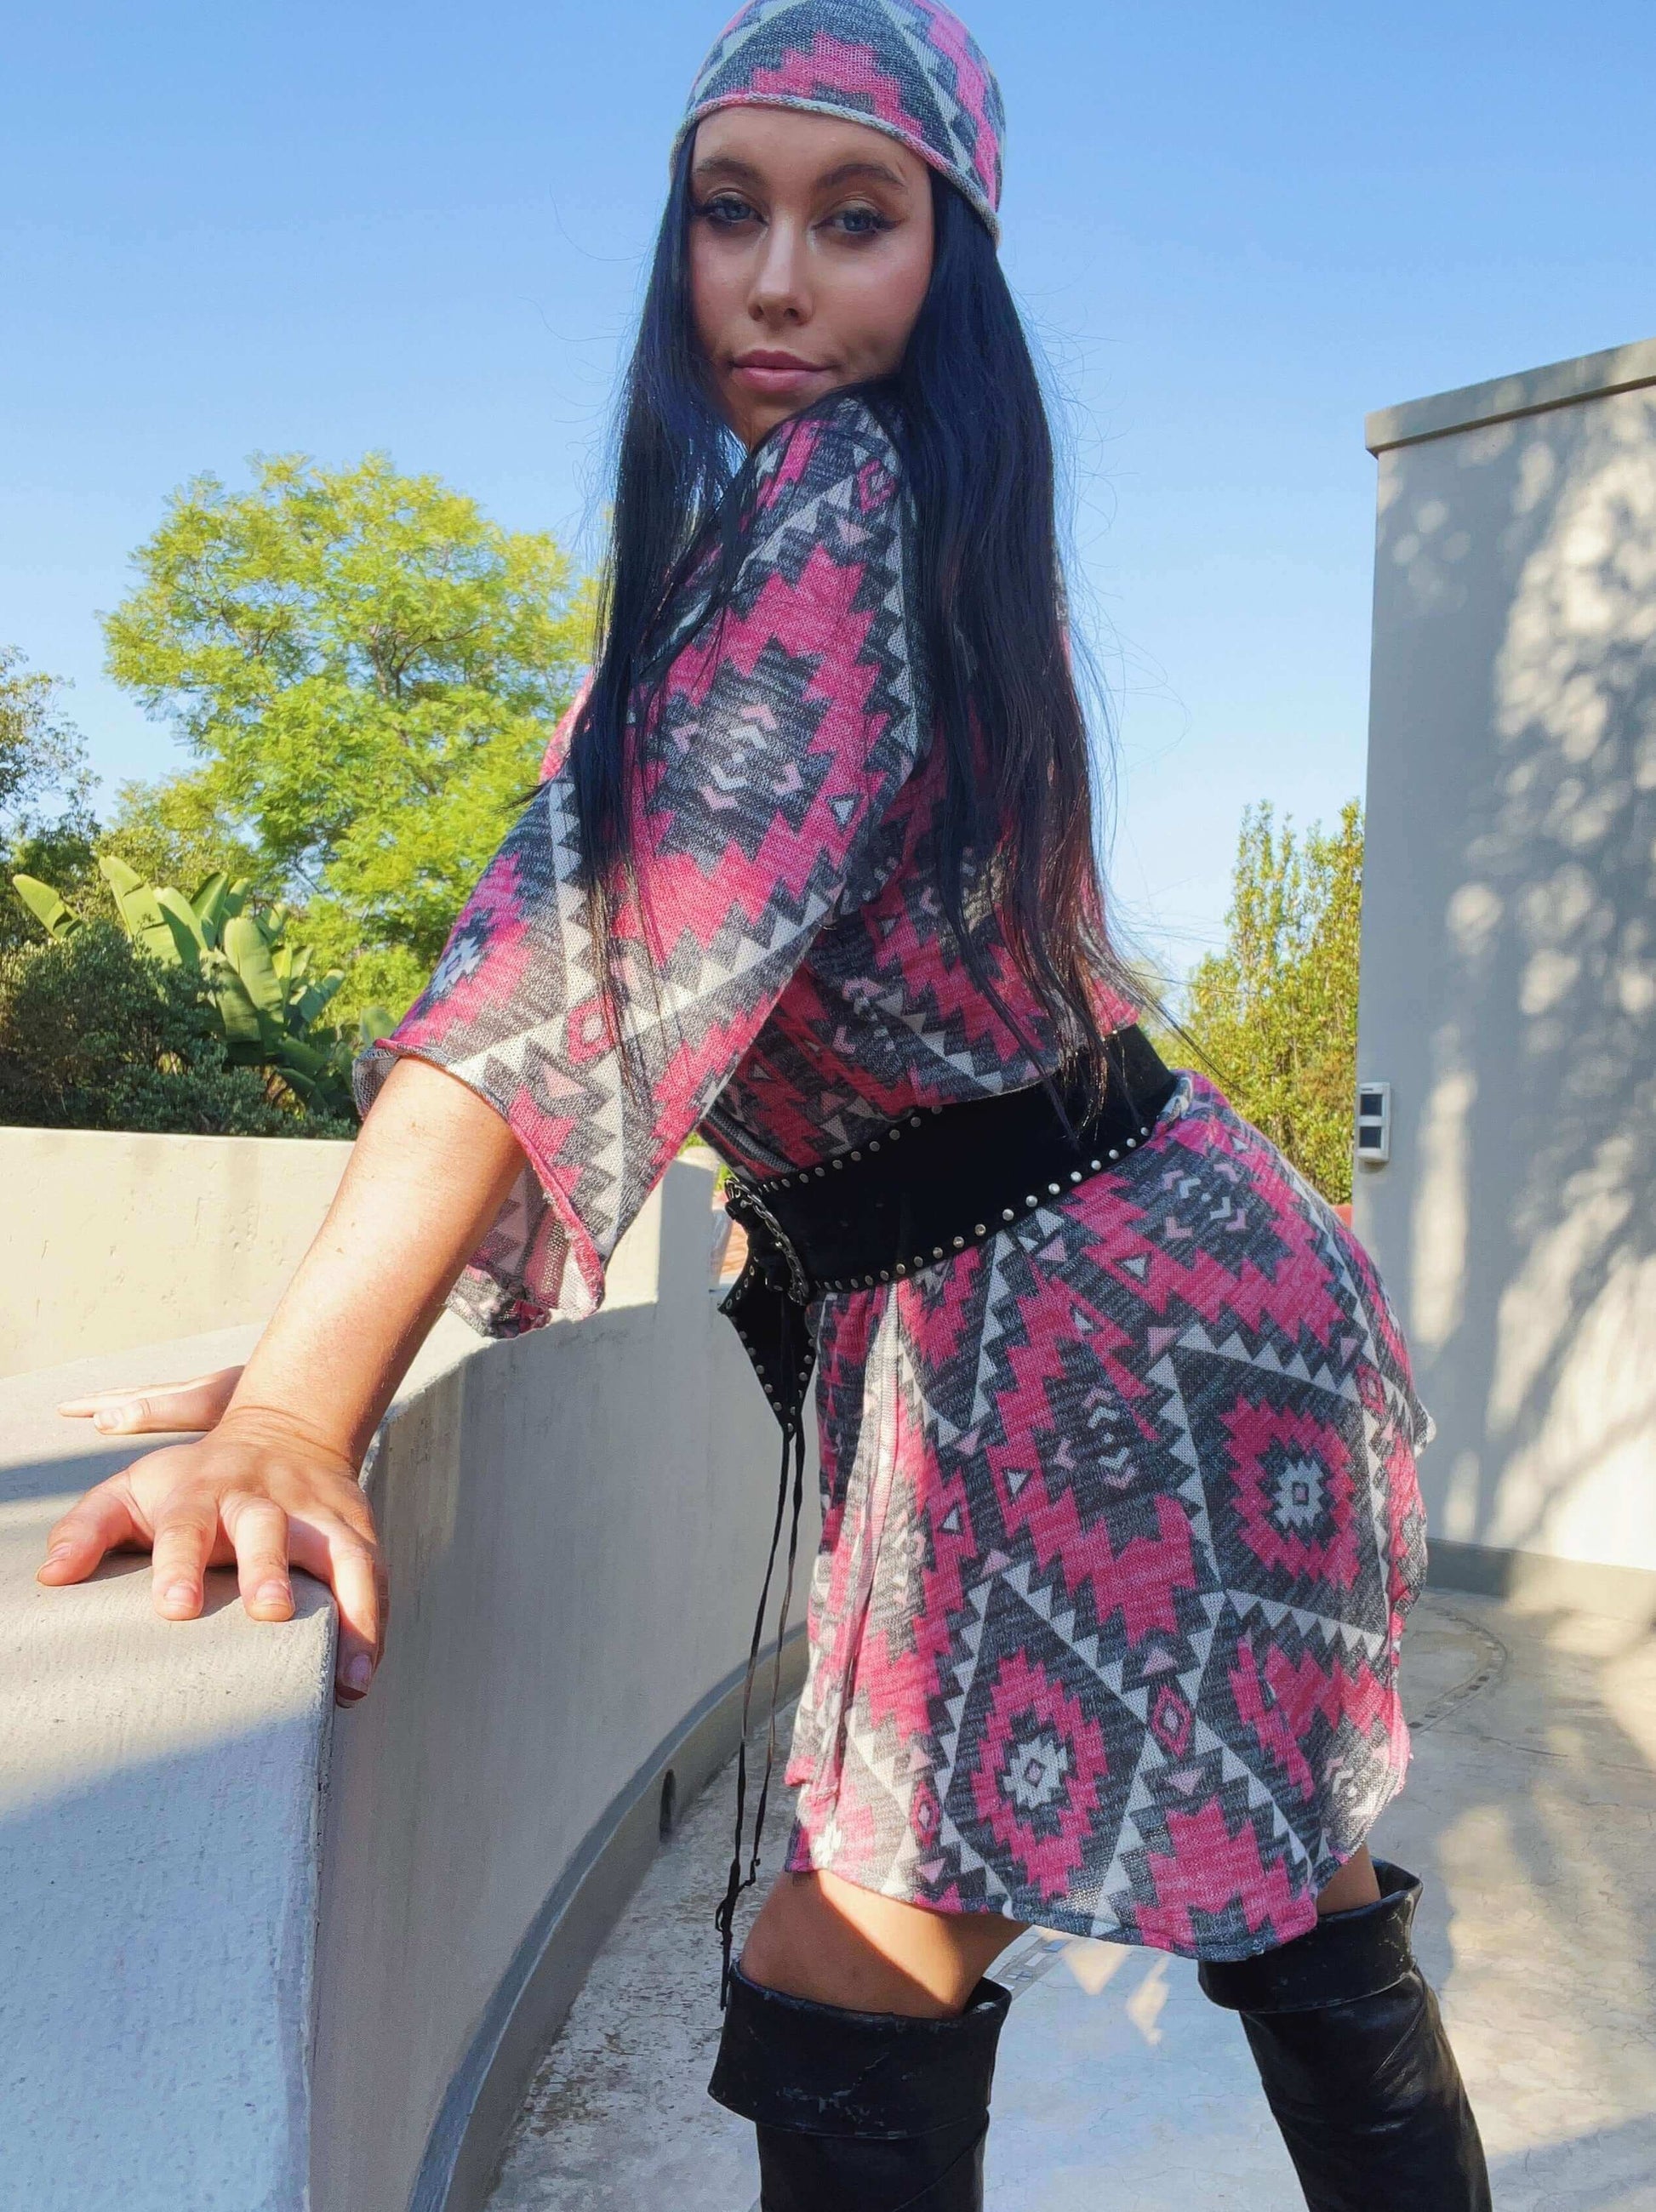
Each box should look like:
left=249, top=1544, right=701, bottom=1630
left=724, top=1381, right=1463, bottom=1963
left=673, top=0, right=1006, bottom=242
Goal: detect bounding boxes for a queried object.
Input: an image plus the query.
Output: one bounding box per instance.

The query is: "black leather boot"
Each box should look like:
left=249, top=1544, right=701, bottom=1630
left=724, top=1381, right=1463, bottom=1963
left=708, top=1961, right=1012, bottom=2210
left=1198, top=1859, right=1491, bottom=2212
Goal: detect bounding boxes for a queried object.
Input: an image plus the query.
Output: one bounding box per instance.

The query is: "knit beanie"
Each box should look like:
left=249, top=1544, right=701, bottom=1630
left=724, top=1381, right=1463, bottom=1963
left=673, top=0, right=1005, bottom=242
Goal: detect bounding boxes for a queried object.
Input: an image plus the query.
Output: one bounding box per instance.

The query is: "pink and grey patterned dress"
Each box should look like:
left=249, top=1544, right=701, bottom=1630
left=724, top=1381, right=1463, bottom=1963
left=357, top=392, right=1431, bottom=1964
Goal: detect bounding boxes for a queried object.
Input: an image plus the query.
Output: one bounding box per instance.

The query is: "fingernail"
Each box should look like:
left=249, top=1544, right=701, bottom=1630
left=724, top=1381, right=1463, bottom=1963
left=163, top=1582, right=194, bottom=1609
left=344, top=1654, right=373, bottom=1691
left=46, top=1543, right=71, bottom=1562
left=254, top=1580, right=289, bottom=1610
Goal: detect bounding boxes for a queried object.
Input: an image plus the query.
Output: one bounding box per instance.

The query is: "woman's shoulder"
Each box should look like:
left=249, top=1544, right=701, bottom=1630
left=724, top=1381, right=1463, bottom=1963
left=752, top=392, right=905, bottom=516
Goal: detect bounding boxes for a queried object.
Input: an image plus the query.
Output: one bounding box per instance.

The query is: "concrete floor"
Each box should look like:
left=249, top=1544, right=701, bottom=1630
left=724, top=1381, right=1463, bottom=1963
left=484, top=1591, right=1656, bottom=2211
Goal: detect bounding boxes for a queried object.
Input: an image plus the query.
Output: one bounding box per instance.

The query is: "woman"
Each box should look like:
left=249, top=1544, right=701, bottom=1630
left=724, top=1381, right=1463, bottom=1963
left=43, top=3, right=1489, bottom=2206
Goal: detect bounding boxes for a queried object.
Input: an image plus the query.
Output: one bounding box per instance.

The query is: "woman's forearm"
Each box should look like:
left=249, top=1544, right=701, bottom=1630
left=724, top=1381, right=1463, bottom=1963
left=223, top=1054, right=528, bottom=1464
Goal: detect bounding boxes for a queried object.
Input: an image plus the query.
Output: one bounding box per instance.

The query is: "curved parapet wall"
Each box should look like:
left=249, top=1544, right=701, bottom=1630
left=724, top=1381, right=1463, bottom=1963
left=0, top=1156, right=817, bottom=2211
left=0, top=1315, right=337, bottom=2209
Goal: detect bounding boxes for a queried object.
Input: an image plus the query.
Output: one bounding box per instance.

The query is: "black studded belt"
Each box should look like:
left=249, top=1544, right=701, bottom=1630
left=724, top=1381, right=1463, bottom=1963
left=718, top=1023, right=1179, bottom=1440
left=708, top=1023, right=1178, bottom=2001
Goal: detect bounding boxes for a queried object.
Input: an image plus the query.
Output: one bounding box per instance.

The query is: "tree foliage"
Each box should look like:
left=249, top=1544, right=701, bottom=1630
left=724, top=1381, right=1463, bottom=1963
left=0, top=646, right=98, bottom=957
left=0, top=644, right=94, bottom=835
left=104, top=453, right=593, bottom=1015
left=1177, top=800, right=1363, bottom=1205
left=0, top=923, right=307, bottom=1137
left=97, top=772, right=266, bottom=898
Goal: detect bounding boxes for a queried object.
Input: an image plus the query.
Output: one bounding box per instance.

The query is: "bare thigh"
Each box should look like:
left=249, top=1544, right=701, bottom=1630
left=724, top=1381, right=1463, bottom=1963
left=742, top=1869, right=1026, bottom=2019
left=1314, top=1844, right=1381, bottom=1916
left=741, top=1847, right=1384, bottom=2021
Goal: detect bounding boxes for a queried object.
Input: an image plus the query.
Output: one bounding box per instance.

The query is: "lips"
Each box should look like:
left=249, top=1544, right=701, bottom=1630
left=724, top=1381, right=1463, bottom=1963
left=730, top=351, right=835, bottom=399
left=734, top=351, right=829, bottom=371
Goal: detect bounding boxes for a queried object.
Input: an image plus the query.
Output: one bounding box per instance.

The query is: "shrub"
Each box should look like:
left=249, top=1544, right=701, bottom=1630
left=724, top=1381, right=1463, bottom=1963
left=11, top=858, right=391, bottom=1125
left=0, top=923, right=351, bottom=1137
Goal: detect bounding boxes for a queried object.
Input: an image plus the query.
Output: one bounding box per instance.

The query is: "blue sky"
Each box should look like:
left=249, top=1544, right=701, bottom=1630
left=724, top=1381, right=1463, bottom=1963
left=3, top=0, right=1652, bottom=980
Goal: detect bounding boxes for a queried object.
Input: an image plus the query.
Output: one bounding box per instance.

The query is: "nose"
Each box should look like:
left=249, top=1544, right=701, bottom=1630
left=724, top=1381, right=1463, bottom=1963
left=748, top=212, right=810, bottom=327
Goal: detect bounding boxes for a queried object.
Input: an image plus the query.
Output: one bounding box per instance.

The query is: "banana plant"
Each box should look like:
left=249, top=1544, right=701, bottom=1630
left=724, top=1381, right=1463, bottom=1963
left=10, top=875, right=83, bottom=944
left=10, top=859, right=395, bottom=1120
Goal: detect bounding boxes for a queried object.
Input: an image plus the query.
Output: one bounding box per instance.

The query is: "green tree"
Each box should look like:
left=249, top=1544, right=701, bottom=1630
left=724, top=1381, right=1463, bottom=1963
left=0, top=644, right=94, bottom=835
left=0, top=923, right=310, bottom=1137
left=0, top=647, right=99, bottom=956
left=96, top=772, right=266, bottom=896
left=104, top=453, right=593, bottom=1016
left=1176, top=800, right=1363, bottom=1206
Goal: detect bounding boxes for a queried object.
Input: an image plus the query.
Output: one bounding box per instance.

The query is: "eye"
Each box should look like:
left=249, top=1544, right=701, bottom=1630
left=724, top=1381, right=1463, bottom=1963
left=827, top=205, right=894, bottom=238
left=697, top=192, right=757, bottom=229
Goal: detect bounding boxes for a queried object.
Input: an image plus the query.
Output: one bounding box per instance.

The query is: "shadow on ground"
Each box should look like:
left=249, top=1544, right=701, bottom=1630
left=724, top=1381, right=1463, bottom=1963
left=483, top=1592, right=1656, bottom=2212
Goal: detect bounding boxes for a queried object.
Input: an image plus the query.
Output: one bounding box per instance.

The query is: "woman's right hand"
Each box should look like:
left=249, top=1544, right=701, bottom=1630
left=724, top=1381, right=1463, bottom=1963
left=36, top=1407, right=385, bottom=1706
left=33, top=1058, right=534, bottom=1709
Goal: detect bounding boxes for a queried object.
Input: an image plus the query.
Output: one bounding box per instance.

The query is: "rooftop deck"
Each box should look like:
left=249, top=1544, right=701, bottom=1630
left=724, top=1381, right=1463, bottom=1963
left=485, top=1590, right=1656, bottom=2212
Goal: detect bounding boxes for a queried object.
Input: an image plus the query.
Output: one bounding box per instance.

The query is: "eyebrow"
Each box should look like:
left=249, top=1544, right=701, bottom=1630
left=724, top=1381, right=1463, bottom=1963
left=690, top=153, right=911, bottom=193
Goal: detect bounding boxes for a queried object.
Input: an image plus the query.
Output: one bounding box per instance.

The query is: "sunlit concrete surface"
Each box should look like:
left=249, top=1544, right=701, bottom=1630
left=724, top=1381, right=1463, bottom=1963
left=0, top=1323, right=334, bottom=2209
left=484, top=1590, right=1656, bottom=2211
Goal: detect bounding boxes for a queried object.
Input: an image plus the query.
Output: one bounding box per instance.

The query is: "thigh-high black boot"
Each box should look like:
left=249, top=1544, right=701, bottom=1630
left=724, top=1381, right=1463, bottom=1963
left=708, top=1962, right=1012, bottom=2211
left=1198, top=1859, right=1491, bottom=2212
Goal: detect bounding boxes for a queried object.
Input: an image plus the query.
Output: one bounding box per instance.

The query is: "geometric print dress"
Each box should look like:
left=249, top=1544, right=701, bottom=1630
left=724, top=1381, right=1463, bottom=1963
left=357, top=391, right=1432, bottom=1965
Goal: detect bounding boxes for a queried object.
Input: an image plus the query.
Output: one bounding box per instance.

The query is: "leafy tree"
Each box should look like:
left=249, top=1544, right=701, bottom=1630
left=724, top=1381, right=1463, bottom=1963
left=97, top=772, right=266, bottom=897
left=1174, top=801, right=1363, bottom=1205
left=104, top=453, right=593, bottom=1016
left=0, top=923, right=315, bottom=1137
left=0, top=647, right=98, bottom=956
left=0, top=644, right=94, bottom=835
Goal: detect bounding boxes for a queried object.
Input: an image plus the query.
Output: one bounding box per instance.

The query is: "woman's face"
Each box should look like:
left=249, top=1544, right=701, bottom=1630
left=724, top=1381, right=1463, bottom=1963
left=688, top=108, right=936, bottom=450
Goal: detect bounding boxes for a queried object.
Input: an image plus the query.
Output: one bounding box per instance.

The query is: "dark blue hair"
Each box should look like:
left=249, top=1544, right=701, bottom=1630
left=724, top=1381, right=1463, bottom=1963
left=570, top=135, right=1136, bottom=1112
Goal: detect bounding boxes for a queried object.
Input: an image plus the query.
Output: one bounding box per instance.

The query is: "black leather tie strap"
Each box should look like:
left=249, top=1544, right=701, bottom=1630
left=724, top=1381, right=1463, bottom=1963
left=719, top=1023, right=1179, bottom=1438
left=709, top=1025, right=1178, bottom=1998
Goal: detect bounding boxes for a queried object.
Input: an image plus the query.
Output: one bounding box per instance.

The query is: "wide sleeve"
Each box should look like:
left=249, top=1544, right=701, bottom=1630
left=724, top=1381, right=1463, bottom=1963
left=353, top=404, right=928, bottom=1335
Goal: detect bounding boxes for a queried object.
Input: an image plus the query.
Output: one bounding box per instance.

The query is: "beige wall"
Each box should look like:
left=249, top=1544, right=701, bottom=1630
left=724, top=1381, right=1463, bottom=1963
left=1355, top=339, right=1656, bottom=1595
left=0, top=1127, right=722, bottom=1380
left=0, top=1126, right=355, bottom=1378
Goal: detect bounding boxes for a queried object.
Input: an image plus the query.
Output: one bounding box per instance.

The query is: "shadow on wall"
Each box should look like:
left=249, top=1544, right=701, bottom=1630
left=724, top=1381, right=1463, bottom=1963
left=1382, top=386, right=1656, bottom=1577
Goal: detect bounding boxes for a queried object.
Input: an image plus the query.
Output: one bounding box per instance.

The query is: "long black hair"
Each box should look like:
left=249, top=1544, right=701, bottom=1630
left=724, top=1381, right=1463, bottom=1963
left=568, top=131, right=1143, bottom=1117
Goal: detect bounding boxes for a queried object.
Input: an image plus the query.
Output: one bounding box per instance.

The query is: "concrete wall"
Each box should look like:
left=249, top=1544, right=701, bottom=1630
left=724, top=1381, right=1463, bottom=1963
left=0, top=1157, right=819, bottom=2210
left=0, top=1126, right=355, bottom=1378
left=0, top=1316, right=337, bottom=2209
left=1356, top=338, right=1656, bottom=1616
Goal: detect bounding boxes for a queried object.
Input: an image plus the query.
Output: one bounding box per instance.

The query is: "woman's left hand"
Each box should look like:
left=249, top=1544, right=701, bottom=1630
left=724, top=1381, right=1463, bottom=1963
left=58, top=1366, right=246, bottom=1436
